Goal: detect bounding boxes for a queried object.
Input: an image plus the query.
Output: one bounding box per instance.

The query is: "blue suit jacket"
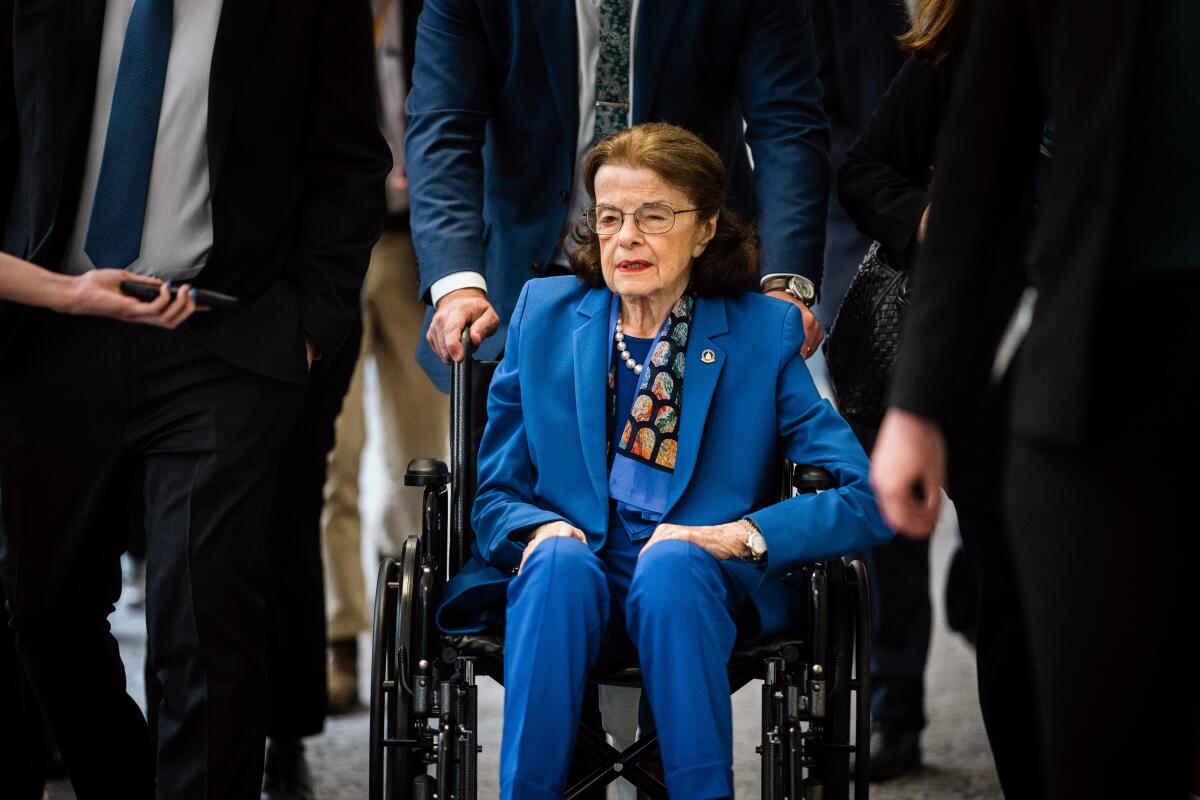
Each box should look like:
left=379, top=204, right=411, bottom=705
left=438, top=277, right=891, bottom=636
left=406, top=0, right=831, bottom=389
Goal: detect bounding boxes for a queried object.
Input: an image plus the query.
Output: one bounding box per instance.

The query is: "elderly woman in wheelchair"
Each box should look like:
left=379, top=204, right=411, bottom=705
left=434, top=123, right=891, bottom=800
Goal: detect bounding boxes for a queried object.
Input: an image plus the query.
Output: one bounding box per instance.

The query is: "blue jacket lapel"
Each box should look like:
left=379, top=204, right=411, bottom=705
left=529, top=0, right=580, bottom=144
left=631, top=0, right=686, bottom=122
left=572, top=287, right=613, bottom=515
left=664, top=295, right=729, bottom=513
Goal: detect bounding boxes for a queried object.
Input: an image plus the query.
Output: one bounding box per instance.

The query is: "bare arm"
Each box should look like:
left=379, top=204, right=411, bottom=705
left=0, top=254, right=197, bottom=328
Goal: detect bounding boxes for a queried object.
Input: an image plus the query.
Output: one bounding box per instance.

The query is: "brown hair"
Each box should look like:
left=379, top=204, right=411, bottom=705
left=897, top=0, right=967, bottom=65
left=566, top=123, right=758, bottom=296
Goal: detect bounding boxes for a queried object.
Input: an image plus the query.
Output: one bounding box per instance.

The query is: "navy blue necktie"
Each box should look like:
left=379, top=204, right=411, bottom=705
left=84, top=0, right=174, bottom=269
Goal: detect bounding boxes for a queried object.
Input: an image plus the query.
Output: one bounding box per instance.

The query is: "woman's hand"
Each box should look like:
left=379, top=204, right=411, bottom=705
left=518, top=520, right=587, bottom=573
left=67, top=271, right=199, bottom=329
left=640, top=522, right=748, bottom=561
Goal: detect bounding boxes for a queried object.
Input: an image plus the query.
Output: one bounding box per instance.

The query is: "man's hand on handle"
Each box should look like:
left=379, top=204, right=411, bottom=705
left=764, top=290, right=824, bottom=359
left=427, top=287, right=500, bottom=363
left=870, top=408, right=946, bottom=538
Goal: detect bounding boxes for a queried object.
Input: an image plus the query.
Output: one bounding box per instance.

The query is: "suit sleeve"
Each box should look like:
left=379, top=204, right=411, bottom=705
left=888, top=0, right=1042, bottom=426
left=746, top=304, right=892, bottom=583
left=0, top=0, right=16, bottom=236
left=285, top=0, right=390, bottom=356
left=736, top=0, right=831, bottom=286
left=838, top=57, right=944, bottom=267
left=404, top=0, right=493, bottom=303
left=469, top=283, right=570, bottom=572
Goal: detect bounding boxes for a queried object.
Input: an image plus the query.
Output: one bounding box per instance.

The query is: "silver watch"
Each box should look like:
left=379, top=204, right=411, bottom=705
left=761, top=274, right=816, bottom=307
left=742, top=519, right=768, bottom=561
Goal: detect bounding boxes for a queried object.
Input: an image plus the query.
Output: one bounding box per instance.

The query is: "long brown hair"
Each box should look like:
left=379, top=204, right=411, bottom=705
left=897, top=0, right=967, bottom=65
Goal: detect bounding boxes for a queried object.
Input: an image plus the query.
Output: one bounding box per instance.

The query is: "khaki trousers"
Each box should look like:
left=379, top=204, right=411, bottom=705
left=322, top=229, right=449, bottom=640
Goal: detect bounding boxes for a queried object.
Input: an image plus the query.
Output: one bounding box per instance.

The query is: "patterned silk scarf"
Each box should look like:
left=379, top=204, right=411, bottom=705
left=606, top=290, right=696, bottom=539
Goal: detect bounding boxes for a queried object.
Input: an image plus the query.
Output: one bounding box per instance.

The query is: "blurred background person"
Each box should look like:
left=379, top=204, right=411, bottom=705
left=321, top=0, right=450, bottom=719
left=837, top=0, right=1041, bottom=791
left=872, top=0, right=1200, bottom=797
left=809, top=0, right=909, bottom=332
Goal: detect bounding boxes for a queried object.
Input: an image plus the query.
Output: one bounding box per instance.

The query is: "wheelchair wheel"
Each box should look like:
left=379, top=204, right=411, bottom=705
left=810, top=558, right=871, bottom=800
left=369, top=538, right=426, bottom=800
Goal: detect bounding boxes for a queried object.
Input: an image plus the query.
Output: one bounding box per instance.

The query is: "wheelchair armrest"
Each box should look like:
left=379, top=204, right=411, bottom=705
left=791, top=464, right=836, bottom=494
left=405, top=458, right=450, bottom=488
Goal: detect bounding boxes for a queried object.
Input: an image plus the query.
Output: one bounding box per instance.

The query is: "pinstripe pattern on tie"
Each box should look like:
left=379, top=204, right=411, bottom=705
left=84, top=0, right=174, bottom=269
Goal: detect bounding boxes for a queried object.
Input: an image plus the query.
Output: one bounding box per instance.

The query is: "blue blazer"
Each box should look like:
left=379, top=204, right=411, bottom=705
left=406, top=0, right=831, bottom=389
left=438, top=277, right=891, bottom=636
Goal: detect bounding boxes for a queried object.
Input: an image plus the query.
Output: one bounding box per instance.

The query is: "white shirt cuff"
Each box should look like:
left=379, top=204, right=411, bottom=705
left=430, top=271, right=489, bottom=307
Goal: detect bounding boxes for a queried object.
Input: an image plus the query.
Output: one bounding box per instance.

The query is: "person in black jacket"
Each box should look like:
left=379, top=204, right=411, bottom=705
left=838, top=0, right=1043, bottom=792
left=872, top=0, right=1200, bottom=797
left=0, top=3, right=389, bottom=797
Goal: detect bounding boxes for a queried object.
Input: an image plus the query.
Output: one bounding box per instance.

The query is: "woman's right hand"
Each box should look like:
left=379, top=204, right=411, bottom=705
left=518, top=520, right=587, bottom=573
left=68, top=270, right=199, bottom=329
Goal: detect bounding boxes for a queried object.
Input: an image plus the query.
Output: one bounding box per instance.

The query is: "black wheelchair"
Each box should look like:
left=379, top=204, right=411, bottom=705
left=369, top=345, right=872, bottom=799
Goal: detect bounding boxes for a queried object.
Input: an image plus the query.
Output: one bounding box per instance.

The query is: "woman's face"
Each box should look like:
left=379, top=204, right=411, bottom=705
left=594, top=164, right=717, bottom=310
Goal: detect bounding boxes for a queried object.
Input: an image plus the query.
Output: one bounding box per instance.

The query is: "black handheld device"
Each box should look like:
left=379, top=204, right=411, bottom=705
left=119, top=280, right=240, bottom=310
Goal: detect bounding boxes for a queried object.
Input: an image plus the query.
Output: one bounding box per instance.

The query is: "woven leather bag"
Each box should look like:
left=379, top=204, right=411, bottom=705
left=824, top=242, right=910, bottom=428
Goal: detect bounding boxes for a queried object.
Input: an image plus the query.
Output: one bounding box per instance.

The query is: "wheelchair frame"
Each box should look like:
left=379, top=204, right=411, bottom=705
left=369, top=342, right=872, bottom=799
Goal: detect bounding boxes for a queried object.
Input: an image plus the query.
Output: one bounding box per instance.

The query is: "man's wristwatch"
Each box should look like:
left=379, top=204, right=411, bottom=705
left=761, top=274, right=816, bottom=307
left=741, top=518, right=768, bottom=561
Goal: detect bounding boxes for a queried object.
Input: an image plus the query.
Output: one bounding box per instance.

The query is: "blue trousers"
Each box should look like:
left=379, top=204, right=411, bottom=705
left=500, top=535, right=747, bottom=800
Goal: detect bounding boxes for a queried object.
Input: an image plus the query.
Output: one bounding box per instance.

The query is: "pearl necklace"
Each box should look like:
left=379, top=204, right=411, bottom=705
left=614, top=318, right=644, bottom=375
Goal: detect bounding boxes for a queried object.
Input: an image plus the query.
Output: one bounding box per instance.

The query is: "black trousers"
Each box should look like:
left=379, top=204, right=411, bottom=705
left=0, top=591, right=53, bottom=799
left=1004, top=279, right=1199, bottom=798
left=264, top=316, right=363, bottom=739
left=953, top=502, right=1041, bottom=799
left=0, top=310, right=303, bottom=799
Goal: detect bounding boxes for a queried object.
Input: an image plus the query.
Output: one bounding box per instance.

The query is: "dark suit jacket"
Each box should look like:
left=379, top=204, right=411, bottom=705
left=0, top=0, right=391, bottom=382
left=888, top=0, right=1141, bottom=445
left=405, top=0, right=831, bottom=387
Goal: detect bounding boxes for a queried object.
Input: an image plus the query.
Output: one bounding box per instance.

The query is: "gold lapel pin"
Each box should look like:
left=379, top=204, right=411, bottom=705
left=700, top=349, right=716, bottom=364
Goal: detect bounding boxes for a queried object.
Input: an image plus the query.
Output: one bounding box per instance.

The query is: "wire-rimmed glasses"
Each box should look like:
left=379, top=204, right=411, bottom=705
left=584, top=203, right=707, bottom=236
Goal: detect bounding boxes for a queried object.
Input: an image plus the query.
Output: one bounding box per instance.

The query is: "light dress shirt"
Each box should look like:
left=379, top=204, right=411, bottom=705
left=63, top=0, right=225, bottom=281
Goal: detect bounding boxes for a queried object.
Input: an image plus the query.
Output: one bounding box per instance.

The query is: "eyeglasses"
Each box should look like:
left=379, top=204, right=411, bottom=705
left=584, top=203, right=707, bottom=236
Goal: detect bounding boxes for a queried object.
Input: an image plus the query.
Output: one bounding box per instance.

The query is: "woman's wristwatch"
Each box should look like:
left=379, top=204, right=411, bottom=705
left=740, top=518, right=768, bottom=561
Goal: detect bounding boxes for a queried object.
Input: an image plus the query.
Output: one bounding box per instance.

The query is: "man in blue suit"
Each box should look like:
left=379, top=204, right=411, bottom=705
left=406, top=0, right=832, bottom=388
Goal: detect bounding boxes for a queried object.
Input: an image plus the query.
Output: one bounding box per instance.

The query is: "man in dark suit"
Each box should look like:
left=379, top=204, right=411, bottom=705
left=871, top=0, right=1200, bottom=796
left=406, top=0, right=832, bottom=385
left=0, top=1, right=389, bottom=796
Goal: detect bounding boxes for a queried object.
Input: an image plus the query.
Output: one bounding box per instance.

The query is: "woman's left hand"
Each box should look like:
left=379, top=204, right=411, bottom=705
left=640, top=522, right=748, bottom=561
